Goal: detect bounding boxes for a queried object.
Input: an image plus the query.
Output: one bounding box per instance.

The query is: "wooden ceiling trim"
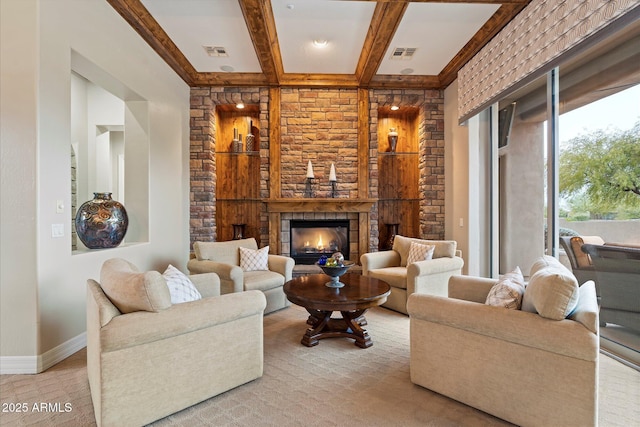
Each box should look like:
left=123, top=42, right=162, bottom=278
left=368, top=75, right=441, bottom=89
left=279, top=74, right=360, bottom=88
left=356, top=2, right=409, bottom=86
left=191, top=73, right=270, bottom=87
left=438, top=2, right=530, bottom=88
left=107, top=0, right=198, bottom=85
left=238, top=0, right=282, bottom=85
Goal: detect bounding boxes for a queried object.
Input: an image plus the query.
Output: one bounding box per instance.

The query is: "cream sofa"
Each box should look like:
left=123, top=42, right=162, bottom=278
left=187, top=238, right=294, bottom=314
left=407, top=258, right=599, bottom=427
left=361, top=235, right=464, bottom=314
left=87, top=259, right=267, bottom=427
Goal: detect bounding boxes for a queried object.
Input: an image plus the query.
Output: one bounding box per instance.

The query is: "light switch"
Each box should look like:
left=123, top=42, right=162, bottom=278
left=459, top=218, right=464, bottom=227
left=56, top=200, right=64, bottom=213
left=51, top=224, right=64, bottom=238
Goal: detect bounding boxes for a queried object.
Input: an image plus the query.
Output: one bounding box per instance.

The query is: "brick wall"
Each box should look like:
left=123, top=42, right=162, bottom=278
left=280, top=88, right=359, bottom=198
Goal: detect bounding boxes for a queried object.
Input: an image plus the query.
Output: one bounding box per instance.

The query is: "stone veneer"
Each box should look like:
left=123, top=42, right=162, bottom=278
left=369, top=89, right=445, bottom=246
left=280, top=88, right=359, bottom=198
left=190, top=87, right=445, bottom=252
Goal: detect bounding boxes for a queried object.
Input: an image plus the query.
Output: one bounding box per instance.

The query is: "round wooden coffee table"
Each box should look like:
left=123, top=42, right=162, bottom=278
left=283, top=273, right=391, bottom=348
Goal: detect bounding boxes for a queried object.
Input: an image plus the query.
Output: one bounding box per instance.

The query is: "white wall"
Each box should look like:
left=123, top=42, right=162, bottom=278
left=1, top=0, right=190, bottom=373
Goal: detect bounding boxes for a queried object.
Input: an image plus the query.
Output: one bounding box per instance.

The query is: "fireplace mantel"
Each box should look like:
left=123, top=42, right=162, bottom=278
left=266, top=198, right=376, bottom=262
left=266, top=198, right=376, bottom=213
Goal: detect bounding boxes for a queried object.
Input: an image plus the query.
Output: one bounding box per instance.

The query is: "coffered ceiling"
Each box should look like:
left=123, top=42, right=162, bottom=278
left=107, top=0, right=531, bottom=89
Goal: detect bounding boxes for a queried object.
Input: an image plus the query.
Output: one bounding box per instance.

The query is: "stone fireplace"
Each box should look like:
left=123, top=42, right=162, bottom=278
left=189, top=87, right=445, bottom=256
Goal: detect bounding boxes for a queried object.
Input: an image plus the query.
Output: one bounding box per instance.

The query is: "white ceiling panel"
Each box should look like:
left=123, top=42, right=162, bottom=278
left=141, top=0, right=262, bottom=73
left=377, top=3, right=500, bottom=75
left=272, top=0, right=375, bottom=74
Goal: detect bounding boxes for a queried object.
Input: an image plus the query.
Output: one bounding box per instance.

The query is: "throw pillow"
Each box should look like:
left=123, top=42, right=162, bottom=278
left=240, top=246, right=269, bottom=271
left=485, top=266, right=525, bottom=309
left=100, top=258, right=172, bottom=313
left=162, top=264, right=202, bottom=304
left=406, top=241, right=435, bottom=265
left=522, top=258, right=580, bottom=320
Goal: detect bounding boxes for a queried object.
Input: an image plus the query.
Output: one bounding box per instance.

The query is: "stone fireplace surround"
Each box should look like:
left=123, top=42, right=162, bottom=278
left=189, top=87, right=445, bottom=260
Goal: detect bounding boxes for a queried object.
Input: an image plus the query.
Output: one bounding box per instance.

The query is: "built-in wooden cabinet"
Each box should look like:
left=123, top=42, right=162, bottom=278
left=215, top=105, right=261, bottom=242
left=377, top=107, right=420, bottom=249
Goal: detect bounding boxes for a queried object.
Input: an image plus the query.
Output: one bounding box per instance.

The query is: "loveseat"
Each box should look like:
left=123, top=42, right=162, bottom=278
left=361, top=235, right=464, bottom=314
left=187, top=238, right=294, bottom=314
left=407, top=256, right=599, bottom=427
left=87, top=258, right=266, bottom=427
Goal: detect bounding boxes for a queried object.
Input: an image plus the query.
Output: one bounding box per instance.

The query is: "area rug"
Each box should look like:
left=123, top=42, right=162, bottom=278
left=1, top=305, right=639, bottom=426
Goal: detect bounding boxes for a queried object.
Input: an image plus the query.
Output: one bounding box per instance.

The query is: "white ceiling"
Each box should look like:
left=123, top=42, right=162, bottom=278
left=140, top=0, right=501, bottom=77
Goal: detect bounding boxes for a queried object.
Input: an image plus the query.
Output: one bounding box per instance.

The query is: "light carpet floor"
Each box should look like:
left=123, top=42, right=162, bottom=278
left=1, top=305, right=639, bottom=426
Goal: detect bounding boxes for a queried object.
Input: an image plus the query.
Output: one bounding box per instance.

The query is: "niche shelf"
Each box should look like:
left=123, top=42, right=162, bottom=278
left=377, top=106, right=420, bottom=249
left=215, top=104, right=261, bottom=242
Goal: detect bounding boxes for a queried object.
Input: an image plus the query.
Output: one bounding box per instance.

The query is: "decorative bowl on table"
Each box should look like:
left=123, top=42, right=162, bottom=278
left=316, top=260, right=354, bottom=288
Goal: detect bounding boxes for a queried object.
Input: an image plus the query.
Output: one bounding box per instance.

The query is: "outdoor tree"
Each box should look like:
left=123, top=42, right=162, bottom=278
left=560, top=121, right=640, bottom=217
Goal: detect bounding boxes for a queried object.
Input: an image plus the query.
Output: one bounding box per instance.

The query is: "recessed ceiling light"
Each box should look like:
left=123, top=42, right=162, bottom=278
left=236, top=103, right=245, bottom=109
left=313, top=39, right=328, bottom=48
left=390, top=105, right=399, bottom=111
left=220, top=65, right=234, bottom=72
left=401, top=68, right=414, bottom=75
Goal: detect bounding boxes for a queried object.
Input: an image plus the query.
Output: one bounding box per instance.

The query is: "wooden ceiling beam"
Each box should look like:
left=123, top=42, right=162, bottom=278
left=438, top=2, right=530, bottom=88
left=190, top=73, right=270, bottom=88
left=356, top=1, right=408, bottom=86
left=238, top=0, right=282, bottom=85
left=368, top=75, right=441, bottom=89
left=106, top=0, right=198, bottom=85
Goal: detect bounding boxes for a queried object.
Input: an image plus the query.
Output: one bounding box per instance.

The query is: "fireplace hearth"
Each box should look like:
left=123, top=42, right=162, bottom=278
left=290, top=220, right=349, bottom=265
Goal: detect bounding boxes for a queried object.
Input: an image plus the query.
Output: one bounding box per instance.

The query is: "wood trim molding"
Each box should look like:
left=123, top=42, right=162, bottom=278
left=358, top=88, right=370, bottom=199
left=107, top=0, right=198, bottom=85
left=265, top=199, right=376, bottom=213
left=269, top=87, right=281, bottom=198
left=238, top=0, right=282, bottom=85
left=356, top=2, right=408, bottom=85
left=438, top=3, right=529, bottom=88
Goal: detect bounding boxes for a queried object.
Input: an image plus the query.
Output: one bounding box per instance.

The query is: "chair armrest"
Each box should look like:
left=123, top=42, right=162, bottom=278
left=407, top=293, right=598, bottom=361
left=189, top=273, right=221, bottom=298
left=361, top=251, right=401, bottom=274
left=448, top=275, right=497, bottom=303
left=101, top=290, right=267, bottom=353
left=268, top=254, right=294, bottom=281
left=408, top=256, right=464, bottom=277
left=187, top=259, right=243, bottom=293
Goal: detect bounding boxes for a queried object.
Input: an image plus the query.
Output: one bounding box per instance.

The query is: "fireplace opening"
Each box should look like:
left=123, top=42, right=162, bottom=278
left=290, top=220, right=350, bottom=265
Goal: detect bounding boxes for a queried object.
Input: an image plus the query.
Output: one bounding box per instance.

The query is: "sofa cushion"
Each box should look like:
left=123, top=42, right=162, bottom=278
left=485, top=266, right=525, bottom=309
left=162, top=264, right=202, bottom=304
left=523, top=256, right=579, bottom=320
left=194, top=238, right=258, bottom=265
left=368, top=267, right=408, bottom=289
left=393, top=235, right=457, bottom=266
left=240, top=246, right=269, bottom=271
left=407, top=242, right=435, bottom=265
left=100, top=258, right=171, bottom=314
left=243, top=270, right=285, bottom=292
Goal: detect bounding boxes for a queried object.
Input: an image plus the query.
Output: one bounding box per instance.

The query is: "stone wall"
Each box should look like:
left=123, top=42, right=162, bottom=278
left=280, top=88, right=359, bottom=198
left=189, top=87, right=445, bottom=251
left=369, top=89, right=445, bottom=242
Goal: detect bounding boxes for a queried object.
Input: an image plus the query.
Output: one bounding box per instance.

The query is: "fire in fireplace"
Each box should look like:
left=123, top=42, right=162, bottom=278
left=290, top=220, right=349, bottom=265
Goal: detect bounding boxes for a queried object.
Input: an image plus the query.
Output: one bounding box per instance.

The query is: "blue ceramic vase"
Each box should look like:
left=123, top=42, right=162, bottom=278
left=75, top=192, right=128, bottom=249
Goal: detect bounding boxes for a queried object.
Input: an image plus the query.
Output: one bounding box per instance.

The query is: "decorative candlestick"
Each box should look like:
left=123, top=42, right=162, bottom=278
left=388, top=127, right=398, bottom=153
left=304, top=160, right=315, bottom=198
left=329, top=163, right=337, bottom=198
left=246, top=120, right=255, bottom=151
left=232, top=127, right=242, bottom=152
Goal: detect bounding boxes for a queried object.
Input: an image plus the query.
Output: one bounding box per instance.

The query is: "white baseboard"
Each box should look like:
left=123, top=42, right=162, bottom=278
left=0, top=332, right=86, bottom=375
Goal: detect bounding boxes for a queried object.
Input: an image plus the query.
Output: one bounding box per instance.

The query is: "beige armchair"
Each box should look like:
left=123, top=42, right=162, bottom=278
left=360, top=235, right=464, bottom=314
left=188, top=238, right=294, bottom=314
left=87, top=258, right=266, bottom=427
left=408, top=271, right=599, bottom=427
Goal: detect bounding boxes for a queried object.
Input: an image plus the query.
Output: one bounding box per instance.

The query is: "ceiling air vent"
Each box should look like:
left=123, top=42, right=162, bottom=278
left=390, top=47, right=417, bottom=60
left=203, top=46, right=229, bottom=57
